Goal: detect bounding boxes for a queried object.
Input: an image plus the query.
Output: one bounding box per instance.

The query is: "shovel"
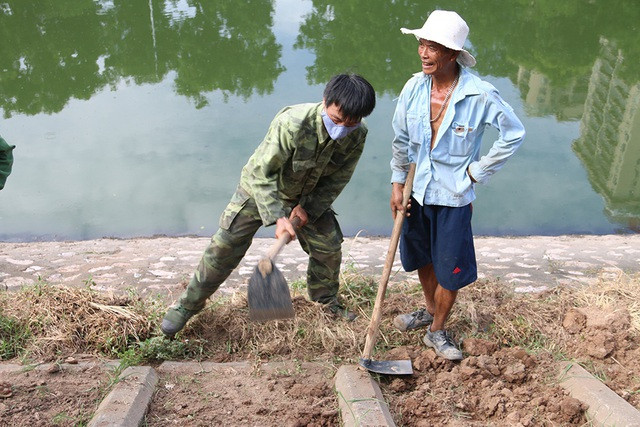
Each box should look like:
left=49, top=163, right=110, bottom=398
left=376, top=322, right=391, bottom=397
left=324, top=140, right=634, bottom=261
left=359, top=163, right=416, bottom=375
left=247, top=216, right=301, bottom=322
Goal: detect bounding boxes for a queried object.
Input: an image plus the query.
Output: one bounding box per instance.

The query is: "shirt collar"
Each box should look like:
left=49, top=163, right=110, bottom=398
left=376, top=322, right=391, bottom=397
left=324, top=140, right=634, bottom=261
left=315, top=102, right=331, bottom=143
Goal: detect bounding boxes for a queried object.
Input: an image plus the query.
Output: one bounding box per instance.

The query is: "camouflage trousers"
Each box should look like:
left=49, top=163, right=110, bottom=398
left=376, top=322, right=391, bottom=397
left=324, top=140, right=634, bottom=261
left=178, top=187, right=343, bottom=312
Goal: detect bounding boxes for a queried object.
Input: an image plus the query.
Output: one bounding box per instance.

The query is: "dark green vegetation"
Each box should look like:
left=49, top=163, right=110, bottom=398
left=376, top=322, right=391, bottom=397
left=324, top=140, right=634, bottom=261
left=1, top=1, right=637, bottom=118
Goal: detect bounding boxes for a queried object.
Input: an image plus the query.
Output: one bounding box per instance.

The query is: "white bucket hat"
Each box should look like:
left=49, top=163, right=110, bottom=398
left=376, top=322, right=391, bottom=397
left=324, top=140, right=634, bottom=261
left=401, top=10, right=476, bottom=68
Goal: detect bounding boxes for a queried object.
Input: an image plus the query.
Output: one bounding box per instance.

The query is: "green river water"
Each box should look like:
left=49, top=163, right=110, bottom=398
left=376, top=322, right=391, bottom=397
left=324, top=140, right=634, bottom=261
left=0, top=0, right=638, bottom=241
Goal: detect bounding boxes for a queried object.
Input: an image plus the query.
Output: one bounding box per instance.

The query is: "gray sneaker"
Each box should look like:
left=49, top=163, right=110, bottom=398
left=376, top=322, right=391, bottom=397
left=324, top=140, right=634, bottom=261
left=423, top=329, right=463, bottom=360
left=161, top=304, right=198, bottom=337
left=393, top=308, right=434, bottom=332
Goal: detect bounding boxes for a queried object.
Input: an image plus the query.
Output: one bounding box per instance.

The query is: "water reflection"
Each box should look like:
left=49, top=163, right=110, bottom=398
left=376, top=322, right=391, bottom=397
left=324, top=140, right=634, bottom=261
left=0, top=0, right=284, bottom=117
left=476, top=0, right=640, bottom=231
left=0, top=0, right=638, bottom=239
left=573, top=38, right=640, bottom=231
left=0, top=1, right=108, bottom=117
left=294, top=0, right=423, bottom=94
left=295, top=0, right=640, bottom=231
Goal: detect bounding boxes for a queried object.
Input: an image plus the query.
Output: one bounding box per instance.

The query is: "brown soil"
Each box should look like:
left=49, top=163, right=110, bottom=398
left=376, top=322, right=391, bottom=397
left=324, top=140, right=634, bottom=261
left=0, top=357, right=112, bottom=426
left=147, top=361, right=338, bottom=426
left=376, top=289, right=640, bottom=426
left=1, top=273, right=639, bottom=426
left=379, top=345, right=587, bottom=426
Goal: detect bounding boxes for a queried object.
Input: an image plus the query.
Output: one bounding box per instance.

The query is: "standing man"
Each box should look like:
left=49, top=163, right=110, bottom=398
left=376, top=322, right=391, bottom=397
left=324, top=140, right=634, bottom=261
left=161, top=73, right=376, bottom=337
left=390, top=10, right=525, bottom=360
left=0, top=135, right=15, bottom=190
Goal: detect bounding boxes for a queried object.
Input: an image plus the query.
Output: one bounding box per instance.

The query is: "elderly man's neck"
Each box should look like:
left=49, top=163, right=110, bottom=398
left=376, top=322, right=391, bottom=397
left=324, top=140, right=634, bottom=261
left=431, top=64, right=460, bottom=90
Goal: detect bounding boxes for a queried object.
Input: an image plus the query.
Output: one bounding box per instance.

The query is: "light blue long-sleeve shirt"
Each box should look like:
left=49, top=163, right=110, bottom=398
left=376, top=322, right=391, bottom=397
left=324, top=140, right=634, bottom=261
left=391, top=68, right=525, bottom=207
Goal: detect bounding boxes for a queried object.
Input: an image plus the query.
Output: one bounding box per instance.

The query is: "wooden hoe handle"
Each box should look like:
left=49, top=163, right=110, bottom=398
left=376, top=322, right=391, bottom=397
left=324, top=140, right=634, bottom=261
left=259, top=216, right=303, bottom=277
left=362, top=163, right=416, bottom=360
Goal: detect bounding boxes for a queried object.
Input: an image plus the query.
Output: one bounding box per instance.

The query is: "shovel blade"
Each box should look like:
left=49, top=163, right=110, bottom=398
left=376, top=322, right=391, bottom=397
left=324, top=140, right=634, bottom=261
left=358, top=358, right=413, bottom=375
left=248, top=261, right=295, bottom=322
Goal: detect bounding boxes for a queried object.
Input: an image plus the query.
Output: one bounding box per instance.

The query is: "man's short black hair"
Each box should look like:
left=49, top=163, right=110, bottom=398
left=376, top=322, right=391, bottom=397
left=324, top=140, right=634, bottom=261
left=323, top=74, right=376, bottom=121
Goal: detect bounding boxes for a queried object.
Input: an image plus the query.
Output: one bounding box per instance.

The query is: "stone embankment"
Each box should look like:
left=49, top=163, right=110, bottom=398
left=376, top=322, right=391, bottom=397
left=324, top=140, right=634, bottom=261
left=2, top=234, right=639, bottom=303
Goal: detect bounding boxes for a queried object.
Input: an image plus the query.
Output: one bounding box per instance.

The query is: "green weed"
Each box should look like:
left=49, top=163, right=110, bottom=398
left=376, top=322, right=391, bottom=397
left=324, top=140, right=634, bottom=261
left=0, top=311, right=31, bottom=360
left=117, top=336, right=194, bottom=367
left=290, top=278, right=306, bottom=295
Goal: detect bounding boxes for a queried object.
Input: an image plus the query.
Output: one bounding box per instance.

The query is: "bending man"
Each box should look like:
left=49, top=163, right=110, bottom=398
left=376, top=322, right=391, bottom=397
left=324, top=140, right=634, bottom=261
left=162, top=74, right=376, bottom=337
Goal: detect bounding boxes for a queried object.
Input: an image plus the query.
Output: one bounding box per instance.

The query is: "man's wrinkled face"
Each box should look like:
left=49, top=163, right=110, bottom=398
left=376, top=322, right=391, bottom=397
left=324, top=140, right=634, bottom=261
left=417, top=39, right=458, bottom=75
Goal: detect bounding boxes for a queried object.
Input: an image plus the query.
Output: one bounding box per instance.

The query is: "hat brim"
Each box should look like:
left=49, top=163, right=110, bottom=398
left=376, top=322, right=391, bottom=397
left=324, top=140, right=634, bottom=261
left=401, top=28, right=476, bottom=68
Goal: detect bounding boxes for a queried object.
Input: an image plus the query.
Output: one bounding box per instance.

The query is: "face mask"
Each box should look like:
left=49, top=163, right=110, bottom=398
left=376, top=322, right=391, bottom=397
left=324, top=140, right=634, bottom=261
left=321, top=110, right=360, bottom=140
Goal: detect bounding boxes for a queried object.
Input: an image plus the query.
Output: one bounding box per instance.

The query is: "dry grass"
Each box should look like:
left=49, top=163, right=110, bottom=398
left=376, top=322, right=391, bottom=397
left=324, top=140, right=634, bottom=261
left=177, top=270, right=430, bottom=363
left=574, top=270, right=640, bottom=333
left=451, top=271, right=640, bottom=354
left=2, top=270, right=639, bottom=364
left=184, top=294, right=363, bottom=361
left=451, top=280, right=573, bottom=352
left=0, top=282, right=162, bottom=360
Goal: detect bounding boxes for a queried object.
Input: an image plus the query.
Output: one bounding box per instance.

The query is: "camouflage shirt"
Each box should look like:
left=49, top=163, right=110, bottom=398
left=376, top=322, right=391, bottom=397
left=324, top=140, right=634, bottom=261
left=0, top=136, right=15, bottom=190
left=239, top=102, right=368, bottom=226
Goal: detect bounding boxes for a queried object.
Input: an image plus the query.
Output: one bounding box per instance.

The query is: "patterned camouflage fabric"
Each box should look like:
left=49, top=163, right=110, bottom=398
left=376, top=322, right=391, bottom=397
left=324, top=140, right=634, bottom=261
left=0, top=136, right=15, bottom=190
left=178, top=102, right=368, bottom=311
left=240, top=103, right=367, bottom=225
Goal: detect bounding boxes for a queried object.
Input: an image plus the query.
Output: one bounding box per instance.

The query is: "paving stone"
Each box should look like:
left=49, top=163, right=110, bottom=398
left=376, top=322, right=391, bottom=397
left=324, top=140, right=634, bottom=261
left=2, top=235, right=639, bottom=302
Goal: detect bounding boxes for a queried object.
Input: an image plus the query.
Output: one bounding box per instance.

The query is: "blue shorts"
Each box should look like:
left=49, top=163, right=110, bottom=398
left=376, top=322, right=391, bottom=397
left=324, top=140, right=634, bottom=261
left=399, top=200, right=477, bottom=291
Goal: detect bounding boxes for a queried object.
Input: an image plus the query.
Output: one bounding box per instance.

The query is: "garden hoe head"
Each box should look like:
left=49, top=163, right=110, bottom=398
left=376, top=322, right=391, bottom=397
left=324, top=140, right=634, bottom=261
left=247, top=217, right=301, bottom=322
left=248, top=258, right=295, bottom=322
left=358, top=358, right=413, bottom=376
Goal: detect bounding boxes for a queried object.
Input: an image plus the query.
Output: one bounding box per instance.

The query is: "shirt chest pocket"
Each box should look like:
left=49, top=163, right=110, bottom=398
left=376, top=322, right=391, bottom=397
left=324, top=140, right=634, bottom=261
left=291, top=145, right=318, bottom=172
left=449, top=121, right=474, bottom=156
left=292, top=158, right=316, bottom=172
left=323, top=155, right=346, bottom=175
left=284, top=153, right=317, bottom=185
left=282, top=153, right=316, bottom=185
